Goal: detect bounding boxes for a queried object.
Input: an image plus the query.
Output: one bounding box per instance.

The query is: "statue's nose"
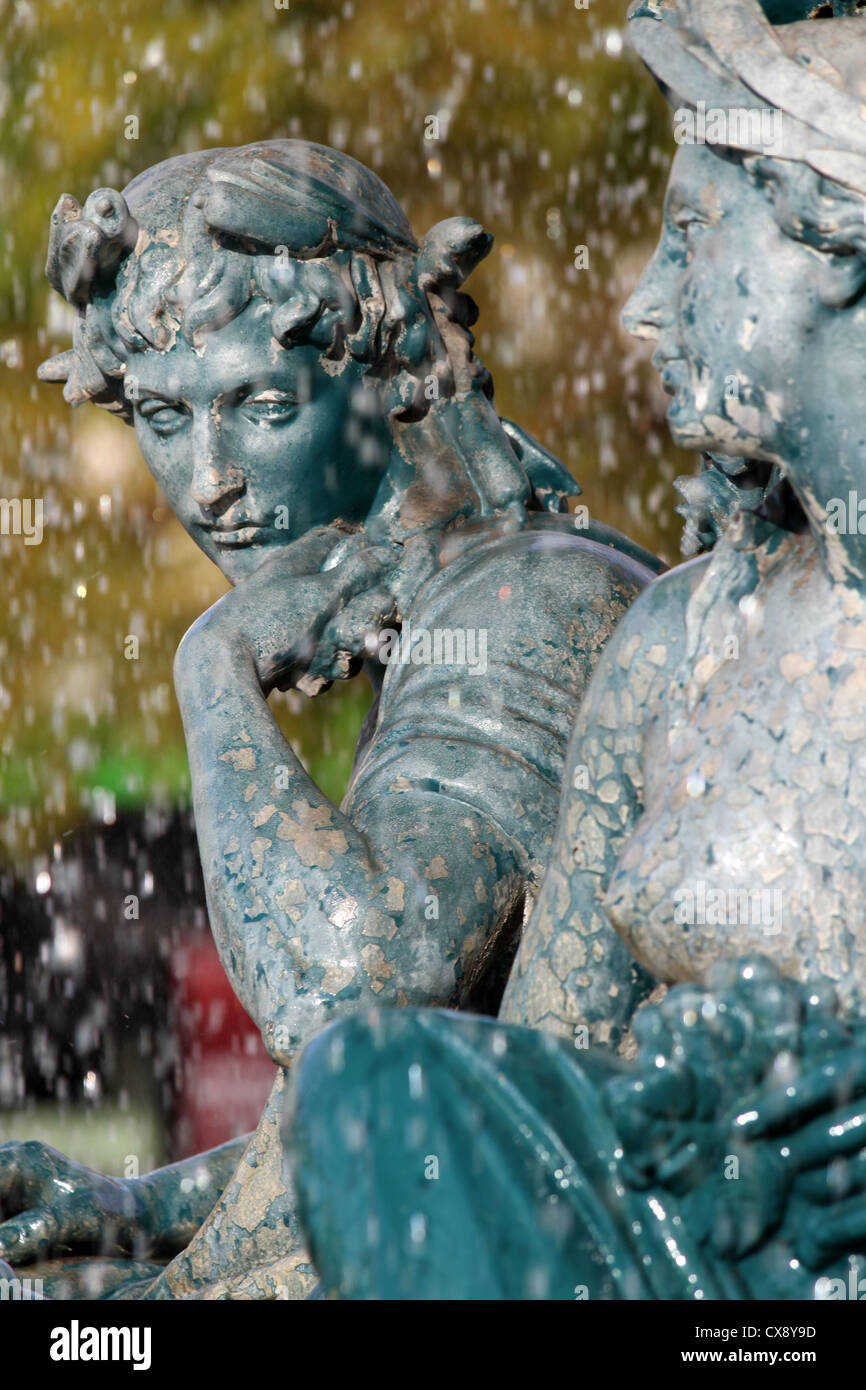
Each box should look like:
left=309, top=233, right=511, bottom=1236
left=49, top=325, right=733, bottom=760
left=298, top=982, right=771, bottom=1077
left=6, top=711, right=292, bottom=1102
left=621, top=280, right=664, bottom=340
left=191, top=461, right=245, bottom=510
left=621, top=248, right=672, bottom=341
left=190, top=416, right=245, bottom=511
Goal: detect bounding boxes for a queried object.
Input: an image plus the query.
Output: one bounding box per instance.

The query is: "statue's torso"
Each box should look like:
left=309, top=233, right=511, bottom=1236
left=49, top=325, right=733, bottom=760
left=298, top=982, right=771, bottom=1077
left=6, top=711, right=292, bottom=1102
left=606, top=516, right=866, bottom=1013
left=138, top=510, right=661, bottom=1300
left=350, top=510, right=660, bottom=886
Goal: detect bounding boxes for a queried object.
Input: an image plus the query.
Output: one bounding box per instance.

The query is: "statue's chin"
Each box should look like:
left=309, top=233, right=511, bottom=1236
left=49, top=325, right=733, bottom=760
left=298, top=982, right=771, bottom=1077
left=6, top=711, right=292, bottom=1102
left=208, top=539, right=284, bottom=585
left=667, top=415, right=719, bottom=453
left=667, top=406, right=751, bottom=461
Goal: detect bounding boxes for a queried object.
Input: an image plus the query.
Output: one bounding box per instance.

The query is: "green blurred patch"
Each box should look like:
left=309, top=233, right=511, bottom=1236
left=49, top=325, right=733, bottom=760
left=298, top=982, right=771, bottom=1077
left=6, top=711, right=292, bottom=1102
left=0, top=1102, right=163, bottom=1177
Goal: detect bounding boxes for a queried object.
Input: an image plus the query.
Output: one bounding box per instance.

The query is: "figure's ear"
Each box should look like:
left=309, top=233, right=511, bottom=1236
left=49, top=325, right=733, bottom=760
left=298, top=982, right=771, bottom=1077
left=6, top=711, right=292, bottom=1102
left=816, top=250, right=866, bottom=309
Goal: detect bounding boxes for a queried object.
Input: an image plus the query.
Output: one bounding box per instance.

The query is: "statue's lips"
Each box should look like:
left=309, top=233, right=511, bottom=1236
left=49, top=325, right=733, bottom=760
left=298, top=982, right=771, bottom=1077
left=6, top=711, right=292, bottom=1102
left=653, top=355, right=689, bottom=398
left=203, top=522, right=270, bottom=547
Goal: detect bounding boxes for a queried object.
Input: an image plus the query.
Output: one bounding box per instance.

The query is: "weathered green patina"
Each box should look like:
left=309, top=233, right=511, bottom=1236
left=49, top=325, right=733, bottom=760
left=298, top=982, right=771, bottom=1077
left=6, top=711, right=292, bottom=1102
left=291, top=960, right=866, bottom=1299
left=289, top=0, right=866, bottom=1299
left=0, top=140, right=660, bottom=1297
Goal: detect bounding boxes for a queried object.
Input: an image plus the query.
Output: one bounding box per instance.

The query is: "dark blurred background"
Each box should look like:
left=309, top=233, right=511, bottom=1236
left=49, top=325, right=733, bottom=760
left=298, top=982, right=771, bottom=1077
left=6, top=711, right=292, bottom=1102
left=0, top=0, right=689, bottom=1173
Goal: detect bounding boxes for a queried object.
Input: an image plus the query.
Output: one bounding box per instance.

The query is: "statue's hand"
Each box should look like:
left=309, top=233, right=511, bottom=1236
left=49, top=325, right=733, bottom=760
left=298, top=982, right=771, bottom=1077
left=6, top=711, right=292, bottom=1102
left=604, top=960, right=853, bottom=1263
left=304, top=530, right=443, bottom=684
left=179, top=525, right=400, bottom=695
left=732, top=1048, right=866, bottom=1267
left=0, top=1140, right=147, bottom=1266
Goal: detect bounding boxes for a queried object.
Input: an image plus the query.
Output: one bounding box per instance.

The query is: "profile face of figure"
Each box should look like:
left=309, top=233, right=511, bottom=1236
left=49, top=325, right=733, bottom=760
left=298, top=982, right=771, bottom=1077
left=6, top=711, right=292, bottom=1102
left=128, top=300, right=389, bottom=584
left=623, top=0, right=866, bottom=560
left=622, top=141, right=831, bottom=471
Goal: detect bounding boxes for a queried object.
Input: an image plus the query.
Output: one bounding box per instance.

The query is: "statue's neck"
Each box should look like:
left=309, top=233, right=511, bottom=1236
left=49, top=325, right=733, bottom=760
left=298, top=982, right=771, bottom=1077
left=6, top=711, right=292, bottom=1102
left=791, top=475, right=866, bottom=593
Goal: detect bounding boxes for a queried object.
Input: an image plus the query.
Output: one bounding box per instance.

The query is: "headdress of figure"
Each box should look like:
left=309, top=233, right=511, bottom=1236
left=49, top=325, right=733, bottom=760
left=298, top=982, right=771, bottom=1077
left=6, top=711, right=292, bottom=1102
left=38, top=139, right=577, bottom=534
left=628, top=0, right=866, bottom=551
left=628, top=0, right=866, bottom=193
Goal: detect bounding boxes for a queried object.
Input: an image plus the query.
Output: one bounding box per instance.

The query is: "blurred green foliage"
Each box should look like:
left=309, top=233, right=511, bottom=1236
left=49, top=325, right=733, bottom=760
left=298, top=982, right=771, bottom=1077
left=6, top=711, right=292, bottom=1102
left=0, top=0, right=690, bottom=867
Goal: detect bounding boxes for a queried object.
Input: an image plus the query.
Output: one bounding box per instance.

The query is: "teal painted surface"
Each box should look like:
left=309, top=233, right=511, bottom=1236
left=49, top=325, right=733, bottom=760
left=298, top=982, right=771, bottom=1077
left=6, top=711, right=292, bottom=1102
left=291, top=959, right=866, bottom=1300
left=292, top=1, right=866, bottom=1300
left=9, top=0, right=866, bottom=1302
left=0, top=139, right=658, bottom=1298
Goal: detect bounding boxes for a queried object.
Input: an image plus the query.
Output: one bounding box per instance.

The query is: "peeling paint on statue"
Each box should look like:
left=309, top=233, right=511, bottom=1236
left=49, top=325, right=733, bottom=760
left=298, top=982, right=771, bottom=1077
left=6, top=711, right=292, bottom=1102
left=0, top=140, right=661, bottom=1297
left=288, top=1, right=866, bottom=1301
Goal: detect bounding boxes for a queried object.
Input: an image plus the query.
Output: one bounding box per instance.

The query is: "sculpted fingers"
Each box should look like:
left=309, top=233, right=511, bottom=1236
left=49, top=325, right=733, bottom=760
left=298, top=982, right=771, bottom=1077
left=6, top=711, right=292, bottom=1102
left=0, top=1184, right=135, bottom=1266
left=307, top=586, right=399, bottom=681
left=795, top=1150, right=866, bottom=1204
left=328, top=545, right=400, bottom=602
left=0, top=1139, right=63, bottom=1210
left=383, top=533, right=440, bottom=614
left=782, top=1099, right=866, bottom=1173
left=737, top=1049, right=866, bottom=1143
left=796, top=1192, right=866, bottom=1269
left=0, top=1206, right=64, bottom=1265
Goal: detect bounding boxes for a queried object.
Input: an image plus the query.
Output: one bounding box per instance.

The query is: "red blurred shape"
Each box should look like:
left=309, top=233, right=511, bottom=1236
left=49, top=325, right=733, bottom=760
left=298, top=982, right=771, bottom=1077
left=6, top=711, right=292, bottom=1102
left=170, top=938, right=276, bottom=1159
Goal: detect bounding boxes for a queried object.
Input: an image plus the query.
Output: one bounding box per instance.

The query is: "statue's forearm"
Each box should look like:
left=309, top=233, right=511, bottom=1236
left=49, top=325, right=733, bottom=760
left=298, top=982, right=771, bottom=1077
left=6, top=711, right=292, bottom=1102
left=173, top=626, right=383, bottom=889
left=174, top=625, right=394, bottom=970
left=174, top=625, right=521, bottom=1062
left=133, top=1135, right=251, bottom=1253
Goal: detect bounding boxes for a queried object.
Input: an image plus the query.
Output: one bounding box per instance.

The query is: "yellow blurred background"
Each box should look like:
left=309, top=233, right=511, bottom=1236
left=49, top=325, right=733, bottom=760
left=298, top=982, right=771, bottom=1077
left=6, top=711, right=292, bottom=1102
left=0, top=0, right=690, bottom=868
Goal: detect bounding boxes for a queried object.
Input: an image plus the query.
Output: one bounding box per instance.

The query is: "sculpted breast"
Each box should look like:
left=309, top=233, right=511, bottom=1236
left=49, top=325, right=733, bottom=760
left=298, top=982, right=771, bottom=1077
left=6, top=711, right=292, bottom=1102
left=604, top=531, right=866, bottom=1016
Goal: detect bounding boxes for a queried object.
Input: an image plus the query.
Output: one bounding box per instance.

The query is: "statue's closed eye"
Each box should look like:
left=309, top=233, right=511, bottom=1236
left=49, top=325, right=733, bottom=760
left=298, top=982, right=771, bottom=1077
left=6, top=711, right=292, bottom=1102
left=669, top=211, right=712, bottom=261
left=135, top=392, right=298, bottom=436
left=239, top=391, right=298, bottom=426
left=136, top=400, right=191, bottom=437
left=672, top=210, right=709, bottom=238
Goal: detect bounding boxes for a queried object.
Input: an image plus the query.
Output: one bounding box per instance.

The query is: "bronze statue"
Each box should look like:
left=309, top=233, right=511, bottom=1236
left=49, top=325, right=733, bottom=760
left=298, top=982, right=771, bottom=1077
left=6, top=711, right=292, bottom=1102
left=0, top=140, right=659, bottom=1298
left=288, top=0, right=866, bottom=1300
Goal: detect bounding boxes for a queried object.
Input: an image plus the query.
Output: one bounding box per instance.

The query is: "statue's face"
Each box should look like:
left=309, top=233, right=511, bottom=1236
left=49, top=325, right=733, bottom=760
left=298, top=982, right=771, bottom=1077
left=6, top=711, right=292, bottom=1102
left=128, top=296, right=390, bottom=582
left=622, top=141, right=826, bottom=470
